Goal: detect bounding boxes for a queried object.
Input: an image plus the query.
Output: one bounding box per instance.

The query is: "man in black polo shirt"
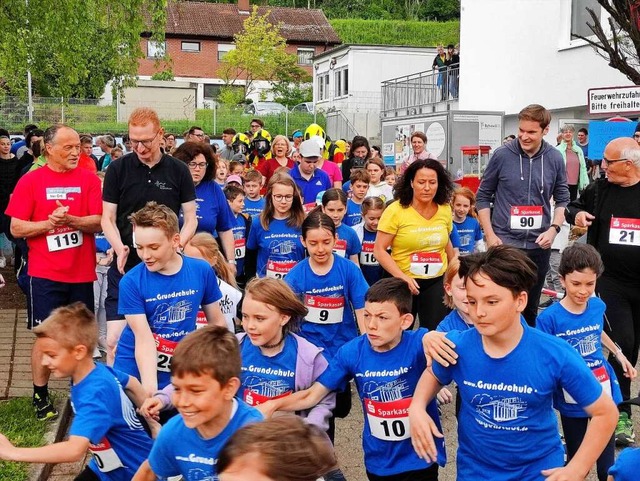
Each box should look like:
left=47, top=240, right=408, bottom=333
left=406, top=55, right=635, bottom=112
left=101, top=107, right=198, bottom=363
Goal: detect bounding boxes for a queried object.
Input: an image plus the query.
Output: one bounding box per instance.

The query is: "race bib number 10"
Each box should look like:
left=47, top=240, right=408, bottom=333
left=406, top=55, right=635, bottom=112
left=365, top=397, right=412, bottom=441
left=609, top=217, right=640, bottom=247
left=510, top=206, right=543, bottom=230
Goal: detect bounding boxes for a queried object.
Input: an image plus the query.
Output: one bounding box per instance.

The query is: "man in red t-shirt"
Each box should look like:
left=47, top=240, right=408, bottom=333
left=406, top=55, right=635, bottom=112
left=6, top=124, right=102, bottom=420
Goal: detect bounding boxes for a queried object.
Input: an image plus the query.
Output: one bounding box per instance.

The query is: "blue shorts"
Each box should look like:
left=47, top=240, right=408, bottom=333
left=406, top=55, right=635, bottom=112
left=105, top=266, right=124, bottom=321
left=28, top=277, right=94, bottom=330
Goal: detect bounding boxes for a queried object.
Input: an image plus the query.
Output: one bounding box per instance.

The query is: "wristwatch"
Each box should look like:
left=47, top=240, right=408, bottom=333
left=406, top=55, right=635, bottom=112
left=227, top=259, right=237, bottom=265
left=550, top=224, right=561, bottom=233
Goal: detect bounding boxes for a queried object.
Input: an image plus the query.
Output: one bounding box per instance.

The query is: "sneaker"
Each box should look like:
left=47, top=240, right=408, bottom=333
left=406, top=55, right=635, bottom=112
left=33, top=393, right=58, bottom=421
left=615, top=412, right=635, bottom=446
left=0, top=256, right=5, bottom=269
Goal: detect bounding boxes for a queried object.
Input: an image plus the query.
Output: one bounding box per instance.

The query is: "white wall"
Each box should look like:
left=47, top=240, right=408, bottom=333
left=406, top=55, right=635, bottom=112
left=459, top=0, right=633, bottom=116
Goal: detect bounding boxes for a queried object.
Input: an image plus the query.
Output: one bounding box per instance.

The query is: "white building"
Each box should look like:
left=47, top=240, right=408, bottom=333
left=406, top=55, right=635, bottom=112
left=459, top=0, right=634, bottom=138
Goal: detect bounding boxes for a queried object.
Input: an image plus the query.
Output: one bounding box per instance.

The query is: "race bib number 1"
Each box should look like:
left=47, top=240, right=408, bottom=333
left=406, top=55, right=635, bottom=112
left=409, top=252, right=443, bottom=278
left=510, top=206, right=543, bottom=230
left=46, top=230, right=83, bottom=252
left=89, top=438, right=124, bottom=473
left=609, top=217, right=640, bottom=247
left=365, top=397, right=411, bottom=441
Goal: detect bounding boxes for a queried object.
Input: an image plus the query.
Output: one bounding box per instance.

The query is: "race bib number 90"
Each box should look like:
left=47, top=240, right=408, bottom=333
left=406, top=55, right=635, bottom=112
left=510, top=206, right=543, bottom=230
left=365, top=397, right=412, bottom=441
left=609, top=217, right=640, bottom=247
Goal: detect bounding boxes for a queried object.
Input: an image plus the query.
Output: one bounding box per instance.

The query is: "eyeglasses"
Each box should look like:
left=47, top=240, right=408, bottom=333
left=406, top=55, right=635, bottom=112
left=272, top=194, right=294, bottom=202
left=130, top=131, right=160, bottom=150
left=602, top=157, right=628, bottom=165
left=250, top=124, right=261, bottom=129
left=188, top=162, right=207, bottom=170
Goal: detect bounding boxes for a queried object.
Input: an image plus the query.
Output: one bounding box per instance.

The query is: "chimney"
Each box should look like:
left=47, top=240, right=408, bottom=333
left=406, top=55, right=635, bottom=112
left=238, top=0, right=250, bottom=15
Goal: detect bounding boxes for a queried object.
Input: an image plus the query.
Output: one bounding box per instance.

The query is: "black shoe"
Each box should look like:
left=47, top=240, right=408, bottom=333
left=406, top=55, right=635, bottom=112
left=33, top=393, right=58, bottom=421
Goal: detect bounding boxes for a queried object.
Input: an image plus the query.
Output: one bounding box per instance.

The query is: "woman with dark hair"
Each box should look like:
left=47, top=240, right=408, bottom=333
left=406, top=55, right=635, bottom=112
left=400, top=131, right=438, bottom=174
left=173, top=141, right=236, bottom=270
left=341, top=135, right=370, bottom=180
left=374, top=158, right=455, bottom=330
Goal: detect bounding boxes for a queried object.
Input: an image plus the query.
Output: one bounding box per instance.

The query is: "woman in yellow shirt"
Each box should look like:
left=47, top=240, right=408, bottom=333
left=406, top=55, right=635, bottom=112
left=374, top=158, right=455, bottom=330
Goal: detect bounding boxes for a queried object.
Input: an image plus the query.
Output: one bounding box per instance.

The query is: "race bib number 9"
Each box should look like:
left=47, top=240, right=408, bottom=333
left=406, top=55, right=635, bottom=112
left=304, top=294, right=345, bottom=324
left=89, top=438, right=124, bottom=473
left=46, top=230, right=83, bottom=252
left=266, top=260, right=297, bottom=279
left=510, top=206, right=543, bottom=230
left=409, top=252, right=443, bottom=278
left=154, top=335, right=178, bottom=372
left=609, top=217, right=640, bottom=247
left=365, top=397, right=411, bottom=441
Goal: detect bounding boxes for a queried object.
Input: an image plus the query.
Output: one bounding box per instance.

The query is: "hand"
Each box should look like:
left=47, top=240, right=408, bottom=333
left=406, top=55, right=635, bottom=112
left=0, top=433, right=17, bottom=460
left=116, top=245, right=130, bottom=274
left=485, top=232, right=503, bottom=248
left=139, top=397, right=164, bottom=420
left=408, top=405, right=443, bottom=463
left=401, top=274, right=420, bottom=296
left=255, top=401, right=277, bottom=419
left=436, top=387, right=453, bottom=405
left=541, top=465, right=585, bottom=481
left=575, top=211, right=595, bottom=228
left=227, top=262, right=237, bottom=277
left=535, top=228, right=557, bottom=249
left=615, top=352, right=638, bottom=379
left=422, top=331, right=458, bottom=367
left=146, top=417, right=162, bottom=439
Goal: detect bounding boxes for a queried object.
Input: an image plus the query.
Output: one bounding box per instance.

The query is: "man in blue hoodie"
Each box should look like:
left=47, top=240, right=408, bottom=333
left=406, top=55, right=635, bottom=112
left=476, top=104, right=570, bottom=326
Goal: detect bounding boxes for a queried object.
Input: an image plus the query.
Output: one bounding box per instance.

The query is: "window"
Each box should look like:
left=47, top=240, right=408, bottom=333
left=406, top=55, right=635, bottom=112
left=147, top=40, right=166, bottom=59
left=571, top=0, right=601, bottom=39
left=317, top=73, right=329, bottom=101
left=218, top=43, right=235, bottom=61
left=335, top=68, right=348, bottom=97
left=204, top=84, right=222, bottom=99
left=297, top=48, right=315, bottom=65
left=181, top=41, right=201, bottom=52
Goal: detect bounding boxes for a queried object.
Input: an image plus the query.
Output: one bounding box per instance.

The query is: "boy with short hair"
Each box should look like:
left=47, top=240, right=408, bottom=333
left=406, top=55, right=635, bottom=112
left=0, top=303, right=153, bottom=480
left=224, top=185, right=251, bottom=286
left=345, top=169, right=370, bottom=227
left=133, top=326, right=263, bottom=481
left=242, top=169, right=265, bottom=217
left=409, top=245, right=618, bottom=481
left=114, top=202, right=226, bottom=397
left=261, top=278, right=445, bottom=480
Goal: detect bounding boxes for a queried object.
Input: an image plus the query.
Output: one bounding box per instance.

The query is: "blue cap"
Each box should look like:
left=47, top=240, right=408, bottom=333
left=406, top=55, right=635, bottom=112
left=292, top=130, right=303, bottom=138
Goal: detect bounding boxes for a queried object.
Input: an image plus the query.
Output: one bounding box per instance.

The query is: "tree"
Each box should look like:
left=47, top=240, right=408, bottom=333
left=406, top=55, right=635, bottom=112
left=219, top=6, right=310, bottom=100
left=574, top=0, right=640, bottom=84
left=0, top=0, right=167, bottom=99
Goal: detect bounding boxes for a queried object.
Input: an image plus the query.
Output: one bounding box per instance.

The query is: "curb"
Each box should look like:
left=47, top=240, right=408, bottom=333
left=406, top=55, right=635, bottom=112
left=28, top=396, right=72, bottom=481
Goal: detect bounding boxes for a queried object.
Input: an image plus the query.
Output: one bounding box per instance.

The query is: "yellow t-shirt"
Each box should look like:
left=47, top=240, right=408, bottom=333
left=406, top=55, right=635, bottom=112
left=378, top=201, right=453, bottom=279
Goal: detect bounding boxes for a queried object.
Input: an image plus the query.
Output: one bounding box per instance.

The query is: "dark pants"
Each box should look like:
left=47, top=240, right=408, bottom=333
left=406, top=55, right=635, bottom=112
left=413, top=276, right=450, bottom=331
left=521, top=248, right=551, bottom=326
left=568, top=184, right=578, bottom=202
left=599, top=276, right=640, bottom=416
left=561, top=415, right=615, bottom=481
left=28, top=277, right=94, bottom=329
left=327, top=387, right=352, bottom=443
left=74, top=467, right=100, bottom=481
left=105, top=265, right=124, bottom=321
left=367, top=464, right=438, bottom=481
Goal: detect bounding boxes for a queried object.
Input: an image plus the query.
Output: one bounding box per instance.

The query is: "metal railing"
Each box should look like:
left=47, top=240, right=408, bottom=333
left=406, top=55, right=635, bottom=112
left=381, top=66, right=459, bottom=116
left=326, top=109, right=359, bottom=142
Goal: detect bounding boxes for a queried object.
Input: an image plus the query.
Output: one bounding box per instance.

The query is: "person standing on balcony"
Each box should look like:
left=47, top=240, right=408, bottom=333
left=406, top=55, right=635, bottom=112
left=446, top=44, right=460, bottom=99
left=432, top=45, right=447, bottom=101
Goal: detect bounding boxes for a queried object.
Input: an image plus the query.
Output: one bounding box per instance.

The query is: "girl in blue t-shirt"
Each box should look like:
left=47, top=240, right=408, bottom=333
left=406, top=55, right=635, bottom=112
left=321, top=188, right=361, bottom=265
left=452, top=187, right=484, bottom=255
left=536, top=244, right=637, bottom=481
left=246, top=172, right=306, bottom=279
left=354, top=196, right=385, bottom=286
left=285, top=211, right=369, bottom=441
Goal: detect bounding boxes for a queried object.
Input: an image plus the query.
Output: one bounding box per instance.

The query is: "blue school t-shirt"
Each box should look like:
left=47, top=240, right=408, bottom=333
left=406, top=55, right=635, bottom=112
left=70, top=364, right=152, bottom=481
left=344, top=198, right=363, bottom=227
left=359, top=227, right=383, bottom=286
left=95, top=233, right=111, bottom=254
left=239, top=334, right=297, bottom=406
left=243, top=197, right=265, bottom=217
left=450, top=223, right=461, bottom=250
left=319, top=329, right=446, bottom=476
left=431, top=324, right=603, bottom=481
left=334, top=223, right=361, bottom=258
left=148, top=399, right=262, bottom=479
left=285, top=254, right=368, bottom=361
left=609, top=447, right=640, bottom=481
left=180, top=180, right=235, bottom=236
left=115, top=256, right=222, bottom=388
left=246, top=217, right=305, bottom=278
left=454, top=217, right=483, bottom=254
left=231, top=213, right=247, bottom=276
left=436, top=309, right=474, bottom=332
left=536, top=297, right=622, bottom=417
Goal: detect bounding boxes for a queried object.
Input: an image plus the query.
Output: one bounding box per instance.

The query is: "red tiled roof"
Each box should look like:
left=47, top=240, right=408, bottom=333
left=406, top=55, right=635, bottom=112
left=159, top=1, right=341, bottom=45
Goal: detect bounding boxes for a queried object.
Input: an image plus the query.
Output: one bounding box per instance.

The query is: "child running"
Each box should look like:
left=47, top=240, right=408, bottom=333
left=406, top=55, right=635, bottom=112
left=536, top=244, right=636, bottom=481
left=451, top=187, right=484, bottom=255
left=344, top=168, right=370, bottom=227
left=321, top=188, right=362, bottom=264
left=242, top=170, right=266, bottom=218
left=0, top=303, right=152, bottom=480
left=365, top=158, right=394, bottom=202
left=354, top=197, right=386, bottom=286
left=223, top=184, right=251, bottom=287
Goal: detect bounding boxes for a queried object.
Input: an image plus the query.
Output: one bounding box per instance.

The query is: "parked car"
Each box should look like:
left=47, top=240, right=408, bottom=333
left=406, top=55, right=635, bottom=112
left=291, top=102, right=315, bottom=114
left=243, top=102, right=288, bottom=115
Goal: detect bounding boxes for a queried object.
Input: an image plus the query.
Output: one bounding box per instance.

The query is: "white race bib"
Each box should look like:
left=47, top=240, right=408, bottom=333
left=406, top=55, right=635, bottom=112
left=46, top=230, right=83, bottom=252
left=304, top=294, right=345, bottom=324
left=360, top=241, right=378, bottom=266
left=563, top=365, right=611, bottom=404
left=266, top=260, right=297, bottom=279
left=409, top=252, right=443, bottom=278
left=510, top=206, right=543, bottom=230
left=234, top=238, right=246, bottom=259
left=89, top=438, right=124, bottom=473
left=333, top=239, right=347, bottom=258
left=609, top=217, right=640, bottom=247
left=365, top=397, right=411, bottom=441
left=154, top=335, right=178, bottom=373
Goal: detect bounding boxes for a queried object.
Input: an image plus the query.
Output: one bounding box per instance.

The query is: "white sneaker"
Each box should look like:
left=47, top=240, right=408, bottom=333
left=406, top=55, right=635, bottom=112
left=0, top=257, right=6, bottom=269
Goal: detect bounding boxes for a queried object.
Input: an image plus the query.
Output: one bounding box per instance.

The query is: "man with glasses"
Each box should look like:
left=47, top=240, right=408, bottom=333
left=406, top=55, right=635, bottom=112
left=185, top=126, right=206, bottom=143
left=566, top=137, right=640, bottom=447
left=101, top=107, right=197, bottom=364
left=289, top=139, right=332, bottom=207
left=6, top=124, right=102, bottom=420
left=249, top=118, right=264, bottom=135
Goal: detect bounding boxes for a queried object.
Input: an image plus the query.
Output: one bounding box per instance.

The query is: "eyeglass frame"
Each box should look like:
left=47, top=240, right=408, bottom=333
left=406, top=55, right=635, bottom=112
left=272, top=194, right=294, bottom=202
left=187, top=161, right=208, bottom=170
left=129, top=131, right=161, bottom=150
left=602, top=157, right=628, bottom=165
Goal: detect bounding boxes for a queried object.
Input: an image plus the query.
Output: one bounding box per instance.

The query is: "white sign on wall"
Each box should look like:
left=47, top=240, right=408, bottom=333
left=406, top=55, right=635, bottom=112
left=588, top=86, right=640, bottom=116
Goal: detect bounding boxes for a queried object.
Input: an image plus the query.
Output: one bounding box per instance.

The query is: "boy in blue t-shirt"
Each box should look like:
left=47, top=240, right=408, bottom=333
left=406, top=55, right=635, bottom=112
left=0, top=303, right=153, bottom=481
left=259, top=278, right=446, bottom=480
left=409, top=245, right=618, bottom=481
left=134, top=326, right=263, bottom=481
left=344, top=168, right=370, bottom=227
left=224, top=184, right=251, bottom=287
left=242, top=170, right=266, bottom=217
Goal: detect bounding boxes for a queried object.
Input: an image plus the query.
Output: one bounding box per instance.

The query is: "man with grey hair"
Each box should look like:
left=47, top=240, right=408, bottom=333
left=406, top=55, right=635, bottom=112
left=5, top=124, right=102, bottom=420
left=566, top=137, right=640, bottom=446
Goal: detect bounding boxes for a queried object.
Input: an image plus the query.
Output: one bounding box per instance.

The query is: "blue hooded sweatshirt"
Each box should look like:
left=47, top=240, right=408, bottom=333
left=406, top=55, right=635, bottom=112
left=476, top=138, right=570, bottom=249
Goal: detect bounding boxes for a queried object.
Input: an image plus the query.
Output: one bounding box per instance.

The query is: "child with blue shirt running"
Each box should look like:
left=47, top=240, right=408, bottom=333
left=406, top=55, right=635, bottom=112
left=451, top=187, right=484, bottom=255
left=242, top=170, right=266, bottom=217
left=536, top=244, right=636, bottom=481
left=354, top=196, right=386, bottom=286
left=259, top=278, right=446, bottom=481
left=321, top=188, right=362, bottom=265
left=223, top=184, right=251, bottom=287
left=409, top=245, right=618, bottom=481
left=344, top=168, right=370, bottom=227
left=0, top=303, right=153, bottom=481
left=134, top=326, right=263, bottom=481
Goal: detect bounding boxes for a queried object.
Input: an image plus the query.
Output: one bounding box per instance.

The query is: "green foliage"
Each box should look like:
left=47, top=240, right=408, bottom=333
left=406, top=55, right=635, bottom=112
left=218, top=86, right=246, bottom=105
left=0, top=397, right=49, bottom=481
left=271, top=83, right=313, bottom=108
left=150, top=69, right=175, bottom=81
left=330, top=18, right=459, bottom=47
